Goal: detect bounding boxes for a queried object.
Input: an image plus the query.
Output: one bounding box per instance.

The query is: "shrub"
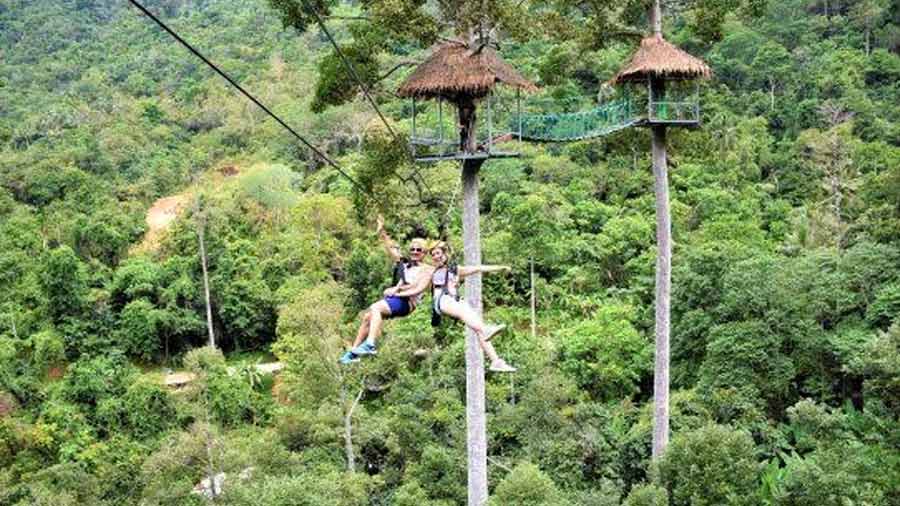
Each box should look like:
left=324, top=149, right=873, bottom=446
left=657, top=424, right=759, bottom=506
left=122, top=377, right=176, bottom=439
left=776, top=444, right=891, bottom=506
left=220, top=470, right=370, bottom=506
left=558, top=303, right=651, bottom=401
left=31, top=330, right=65, bottom=370
left=488, top=462, right=570, bottom=506
left=623, top=484, right=668, bottom=506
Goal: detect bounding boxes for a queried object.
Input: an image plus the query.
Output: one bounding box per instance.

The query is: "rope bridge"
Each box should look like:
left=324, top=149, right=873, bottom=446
left=518, top=98, right=639, bottom=142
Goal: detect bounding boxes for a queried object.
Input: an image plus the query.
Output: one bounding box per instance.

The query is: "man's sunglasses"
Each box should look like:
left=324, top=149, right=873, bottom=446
left=410, top=247, right=424, bottom=253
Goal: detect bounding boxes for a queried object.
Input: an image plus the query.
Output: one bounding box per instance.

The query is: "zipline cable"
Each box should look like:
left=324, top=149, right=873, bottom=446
left=125, top=0, right=378, bottom=202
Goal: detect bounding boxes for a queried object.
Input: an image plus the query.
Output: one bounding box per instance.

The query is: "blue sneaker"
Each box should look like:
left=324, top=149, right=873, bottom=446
left=339, top=351, right=359, bottom=365
left=351, top=342, right=378, bottom=356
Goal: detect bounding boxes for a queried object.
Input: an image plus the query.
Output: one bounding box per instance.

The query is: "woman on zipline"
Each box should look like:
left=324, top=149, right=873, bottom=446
left=425, top=241, right=516, bottom=373
left=340, top=216, right=432, bottom=364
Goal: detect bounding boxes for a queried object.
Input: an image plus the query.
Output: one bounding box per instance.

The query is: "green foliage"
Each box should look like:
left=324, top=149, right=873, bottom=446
left=849, top=324, right=900, bottom=417
left=623, top=484, right=669, bottom=506
left=61, top=354, right=134, bottom=408
left=404, top=445, right=466, bottom=505
left=487, top=462, right=570, bottom=506
left=657, top=424, right=760, bottom=506
left=120, top=378, right=176, bottom=439
left=212, top=239, right=276, bottom=350
left=273, top=281, right=350, bottom=404
left=39, top=246, right=88, bottom=326
left=116, top=299, right=165, bottom=361
left=222, top=470, right=371, bottom=506
left=775, top=443, right=893, bottom=506
left=867, top=283, right=900, bottom=328
left=558, top=303, right=651, bottom=401
left=312, top=36, right=382, bottom=113
left=182, top=347, right=270, bottom=427
left=699, top=320, right=796, bottom=417
left=31, top=330, right=65, bottom=369
left=3, top=0, right=900, bottom=503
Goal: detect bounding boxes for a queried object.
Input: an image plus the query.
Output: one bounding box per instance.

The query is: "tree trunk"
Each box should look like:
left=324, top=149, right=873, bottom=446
left=530, top=257, right=536, bottom=339
left=342, top=385, right=364, bottom=473
left=770, top=81, right=776, bottom=111
left=459, top=97, right=478, bottom=153
left=198, top=215, right=215, bottom=349
left=651, top=0, right=662, bottom=36
left=462, top=158, right=488, bottom=506
left=205, top=426, right=219, bottom=501
left=651, top=119, right=671, bottom=461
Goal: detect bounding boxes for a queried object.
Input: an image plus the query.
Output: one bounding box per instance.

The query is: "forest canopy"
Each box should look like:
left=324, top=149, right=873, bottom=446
left=1, top=0, right=899, bottom=504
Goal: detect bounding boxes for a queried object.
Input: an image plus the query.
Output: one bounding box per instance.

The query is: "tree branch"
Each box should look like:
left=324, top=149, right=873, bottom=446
left=379, top=60, right=420, bottom=81
left=324, top=15, right=369, bottom=21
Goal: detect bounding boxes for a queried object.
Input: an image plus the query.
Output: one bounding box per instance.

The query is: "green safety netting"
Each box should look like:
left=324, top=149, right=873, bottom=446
left=518, top=98, right=639, bottom=142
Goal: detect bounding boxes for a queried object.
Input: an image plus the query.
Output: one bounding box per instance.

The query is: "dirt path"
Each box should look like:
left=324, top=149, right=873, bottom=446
left=134, top=164, right=244, bottom=253
left=147, top=195, right=190, bottom=232
left=163, top=362, right=284, bottom=388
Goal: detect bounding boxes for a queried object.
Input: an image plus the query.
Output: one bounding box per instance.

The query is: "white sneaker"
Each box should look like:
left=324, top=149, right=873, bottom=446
left=489, top=358, right=517, bottom=373
left=483, top=324, right=506, bottom=342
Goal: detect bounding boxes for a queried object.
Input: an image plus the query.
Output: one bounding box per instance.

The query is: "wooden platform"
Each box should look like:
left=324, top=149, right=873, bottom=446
left=633, top=118, right=701, bottom=128
left=414, top=151, right=521, bottom=163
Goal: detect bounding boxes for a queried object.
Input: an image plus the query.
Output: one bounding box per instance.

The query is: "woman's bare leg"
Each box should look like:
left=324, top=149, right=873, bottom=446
left=437, top=297, right=500, bottom=362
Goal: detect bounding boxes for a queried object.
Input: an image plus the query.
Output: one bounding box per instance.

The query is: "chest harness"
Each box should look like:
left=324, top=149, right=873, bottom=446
left=431, top=262, right=458, bottom=327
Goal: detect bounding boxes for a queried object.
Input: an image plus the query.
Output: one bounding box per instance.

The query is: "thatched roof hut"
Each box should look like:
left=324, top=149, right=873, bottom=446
left=398, top=41, right=537, bottom=101
left=611, top=34, right=711, bottom=84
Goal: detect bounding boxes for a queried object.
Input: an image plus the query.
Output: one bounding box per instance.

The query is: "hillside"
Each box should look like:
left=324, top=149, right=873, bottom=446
left=1, top=0, right=899, bottom=505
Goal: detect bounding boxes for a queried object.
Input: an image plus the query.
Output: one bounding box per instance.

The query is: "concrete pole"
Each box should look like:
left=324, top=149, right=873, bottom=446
left=650, top=77, right=670, bottom=460
left=462, top=158, right=487, bottom=505
left=458, top=91, right=488, bottom=505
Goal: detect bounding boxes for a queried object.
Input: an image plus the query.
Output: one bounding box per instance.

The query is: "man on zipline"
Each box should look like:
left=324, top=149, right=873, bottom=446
left=340, top=216, right=432, bottom=364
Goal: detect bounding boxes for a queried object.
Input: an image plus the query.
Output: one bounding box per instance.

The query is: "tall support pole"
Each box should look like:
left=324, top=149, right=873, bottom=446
left=650, top=77, right=670, bottom=460
left=458, top=94, right=488, bottom=506
left=462, top=160, right=487, bottom=505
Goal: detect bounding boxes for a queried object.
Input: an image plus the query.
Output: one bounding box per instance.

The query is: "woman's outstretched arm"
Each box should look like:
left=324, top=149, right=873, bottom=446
left=458, top=265, right=511, bottom=279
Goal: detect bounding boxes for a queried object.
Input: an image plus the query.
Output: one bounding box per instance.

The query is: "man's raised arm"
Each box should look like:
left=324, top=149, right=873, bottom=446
left=377, top=214, right=402, bottom=263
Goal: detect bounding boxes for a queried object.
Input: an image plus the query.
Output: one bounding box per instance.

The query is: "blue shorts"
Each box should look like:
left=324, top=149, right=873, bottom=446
left=384, top=296, right=412, bottom=318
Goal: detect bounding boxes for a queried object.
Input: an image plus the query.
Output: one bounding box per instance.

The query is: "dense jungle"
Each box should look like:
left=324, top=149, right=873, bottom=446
left=1, top=0, right=899, bottom=504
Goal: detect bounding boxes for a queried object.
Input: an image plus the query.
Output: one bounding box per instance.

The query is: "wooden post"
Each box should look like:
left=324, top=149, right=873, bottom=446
left=650, top=76, right=670, bottom=460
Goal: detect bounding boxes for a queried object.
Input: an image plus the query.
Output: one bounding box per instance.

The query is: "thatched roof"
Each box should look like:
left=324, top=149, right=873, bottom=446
left=611, top=34, right=711, bottom=84
left=398, top=42, right=537, bottom=101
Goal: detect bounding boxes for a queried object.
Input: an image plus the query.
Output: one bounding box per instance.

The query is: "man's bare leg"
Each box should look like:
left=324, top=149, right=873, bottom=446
left=351, top=301, right=392, bottom=356
left=366, top=300, right=392, bottom=345
left=352, top=312, right=371, bottom=349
